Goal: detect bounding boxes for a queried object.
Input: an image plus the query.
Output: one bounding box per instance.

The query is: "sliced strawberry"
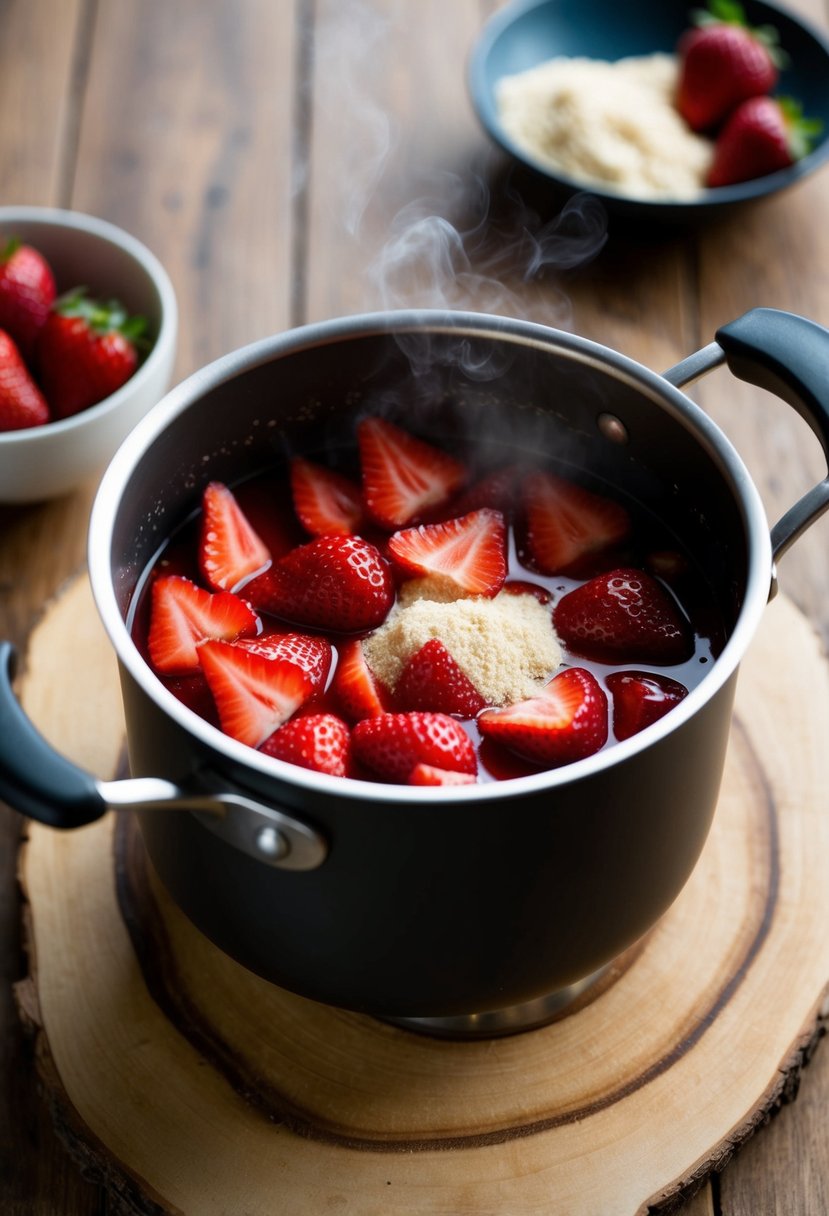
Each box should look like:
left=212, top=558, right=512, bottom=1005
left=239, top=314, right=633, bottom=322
left=394, top=639, right=487, bottom=717
left=147, top=574, right=259, bottom=676
left=521, top=470, right=631, bottom=575
left=199, top=481, right=271, bottom=592
left=290, top=457, right=364, bottom=537
left=247, top=534, right=394, bottom=633
left=352, top=711, right=477, bottom=782
left=330, top=638, right=391, bottom=722
left=606, top=670, right=689, bottom=742
left=478, top=667, right=608, bottom=766
left=553, top=567, right=692, bottom=665
left=261, top=712, right=351, bottom=776
left=236, top=632, right=332, bottom=692
left=408, top=763, right=477, bottom=787
left=388, top=509, right=506, bottom=598
left=198, top=640, right=313, bottom=747
left=358, top=417, right=466, bottom=529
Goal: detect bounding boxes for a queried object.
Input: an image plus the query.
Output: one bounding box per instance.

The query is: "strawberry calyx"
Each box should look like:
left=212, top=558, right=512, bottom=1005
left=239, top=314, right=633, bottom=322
left=0, top=237, right=22, bottom=263
left=776, top=96, right=824, bottom=161
left=52, top=287, right=149, bottom=348
left=690, top=0, right=788, bottom=67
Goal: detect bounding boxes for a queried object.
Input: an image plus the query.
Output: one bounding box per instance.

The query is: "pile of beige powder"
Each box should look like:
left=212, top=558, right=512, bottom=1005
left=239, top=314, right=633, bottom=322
left=362, top=578, right=562, bottom=706
left=495, top=52, right=713, bottom=200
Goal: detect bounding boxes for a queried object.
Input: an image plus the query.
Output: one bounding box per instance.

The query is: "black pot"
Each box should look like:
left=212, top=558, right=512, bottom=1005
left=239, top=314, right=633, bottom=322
left=3, top=308, right=828, bottom=1029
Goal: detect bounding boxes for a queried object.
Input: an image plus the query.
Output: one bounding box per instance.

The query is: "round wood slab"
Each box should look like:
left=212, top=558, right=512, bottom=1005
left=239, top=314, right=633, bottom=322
left=14, top=575, right=829, bottom=1215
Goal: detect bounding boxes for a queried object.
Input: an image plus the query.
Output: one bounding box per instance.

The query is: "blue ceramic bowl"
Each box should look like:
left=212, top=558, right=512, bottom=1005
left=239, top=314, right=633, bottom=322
left=468, top=0, right=829, bottom=222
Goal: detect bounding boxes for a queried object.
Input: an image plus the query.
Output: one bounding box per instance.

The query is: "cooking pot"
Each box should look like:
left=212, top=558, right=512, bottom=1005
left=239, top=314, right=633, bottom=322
left=2, top=307, right=828, bottom=1036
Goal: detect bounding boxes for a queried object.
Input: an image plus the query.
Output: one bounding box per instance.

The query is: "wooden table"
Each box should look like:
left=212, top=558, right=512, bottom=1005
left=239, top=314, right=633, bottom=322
left=2, top=1, right=829, bottom=1211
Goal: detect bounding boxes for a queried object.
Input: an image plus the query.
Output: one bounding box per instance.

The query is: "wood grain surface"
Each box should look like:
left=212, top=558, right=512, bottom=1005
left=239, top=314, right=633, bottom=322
left=13, top=575, right=829, bottom=1215
left=2, top=0, right=829, bottom=1212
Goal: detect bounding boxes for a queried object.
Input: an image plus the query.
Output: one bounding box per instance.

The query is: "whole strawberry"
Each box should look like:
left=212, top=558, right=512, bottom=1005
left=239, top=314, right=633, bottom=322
left=0, top=239, right=56, bottom=362
left=708, top=96, right=822, bottom=186
left=38, top=289, right=147, bottom=419
left=352, top=711, right=477, bottom=782
left=553, top=567, right=692, bottom=665
left=677, top=1, right=783, bottom=132
left=261, top=712, right=352, bottom=777
left=247, top=534, right=395, bottom=633
left=0, top=329, right=50, bottom=431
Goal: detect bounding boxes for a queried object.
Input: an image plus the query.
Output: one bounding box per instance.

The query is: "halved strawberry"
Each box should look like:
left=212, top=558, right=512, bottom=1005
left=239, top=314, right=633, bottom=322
left=352, top=711, right=477, bottom=782
left=290, top=457, right=364, bottom=537
left=553, top=567, right=692, bottom=665
left=147, top=574, right=259, bottom=676
left=261, top=712, right=351, bottom=776
left=247, top=534, right=394, bottom=633
left=198, top=640, right=313, bottom=747
left=330, top=638, right=391, bottom=722
left=388, top=509, right=506, bottom=598
left=408, top=763, right=477, bottom=787
left=394, top=639, right=487, bottom=717
left=199, top=481, right=271, bottom=592
left=478, top=667, right=608, bottom=766
left=606, top=670, right=689, bottom=741
left=236, top=632, right=332, bottom=692
left=358, top=417, right=466, bottom=529
left=521, top=470, right=631, bottom=575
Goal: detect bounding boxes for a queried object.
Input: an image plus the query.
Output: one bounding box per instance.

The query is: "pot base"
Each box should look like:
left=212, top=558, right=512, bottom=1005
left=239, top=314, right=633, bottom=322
left=380, top=966, right=611, bottom=1038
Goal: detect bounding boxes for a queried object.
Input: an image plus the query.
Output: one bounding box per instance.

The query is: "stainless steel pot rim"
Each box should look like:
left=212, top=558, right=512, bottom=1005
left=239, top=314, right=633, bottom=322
left=88, top=309, right=772, bottom=805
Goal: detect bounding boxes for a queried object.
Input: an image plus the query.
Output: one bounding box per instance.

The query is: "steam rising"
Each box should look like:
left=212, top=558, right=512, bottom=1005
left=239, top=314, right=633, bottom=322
left=310, top=0, right=609, bottom=333
left=367, top=175, right=609, bottom=325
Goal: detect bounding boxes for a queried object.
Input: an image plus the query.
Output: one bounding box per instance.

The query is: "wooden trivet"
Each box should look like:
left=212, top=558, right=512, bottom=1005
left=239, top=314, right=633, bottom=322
left=14, top=575, right=829, bottom=1216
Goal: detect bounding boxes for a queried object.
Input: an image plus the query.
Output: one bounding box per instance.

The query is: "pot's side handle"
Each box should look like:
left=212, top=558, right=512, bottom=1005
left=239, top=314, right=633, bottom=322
left=0, top=641, right=107, bottom=828
left=714, top=308, right=829, bottom=562
left=0, top=641, right=329, bottom=868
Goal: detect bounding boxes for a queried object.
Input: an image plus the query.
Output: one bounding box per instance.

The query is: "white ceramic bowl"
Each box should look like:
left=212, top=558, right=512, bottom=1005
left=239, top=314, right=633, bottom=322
left=0, top=207, right=177, bottom=503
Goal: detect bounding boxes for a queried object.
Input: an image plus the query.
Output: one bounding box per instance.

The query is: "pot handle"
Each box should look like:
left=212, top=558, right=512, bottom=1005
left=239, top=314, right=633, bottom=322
left=665, top=307, right=829, bottom=562
left=0, top=642, right=327, bottom=869
left=0, top=641, right=107, bottom=828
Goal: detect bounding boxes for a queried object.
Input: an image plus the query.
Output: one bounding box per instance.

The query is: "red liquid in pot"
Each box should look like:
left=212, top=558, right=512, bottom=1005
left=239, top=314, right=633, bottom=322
left=129, top=428, right=725, bottom=785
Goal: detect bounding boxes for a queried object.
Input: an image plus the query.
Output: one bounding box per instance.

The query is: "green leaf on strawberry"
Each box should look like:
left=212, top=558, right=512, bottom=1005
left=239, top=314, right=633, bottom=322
left=707, top=95, right=823, bottom=187
left=52, top=288, right=149, bottom=346
left=776, top=97, right=824, bottom=161
left=689, top=1, right=788, bottom=67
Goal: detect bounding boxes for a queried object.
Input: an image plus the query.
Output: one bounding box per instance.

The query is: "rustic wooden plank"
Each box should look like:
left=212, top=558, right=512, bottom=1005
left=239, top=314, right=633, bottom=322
left=2, top=2, right=299, bottom=1212
left=71, top=0, right=298, bottom=380
left=692, top=2, right=829, bottom=1212
left=693, top=0, right=829, bottom=647
left=0, top=1, right=103, bottom=1210
left=719, top=1011, right=829, bottom=1214
left=304, top=0, right=486, bottom=322
left=15, top=576, right=829, bottom=1214
left=304, top=0, right=692, bottom=378
left=0, top=0, right=87, bottom=204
